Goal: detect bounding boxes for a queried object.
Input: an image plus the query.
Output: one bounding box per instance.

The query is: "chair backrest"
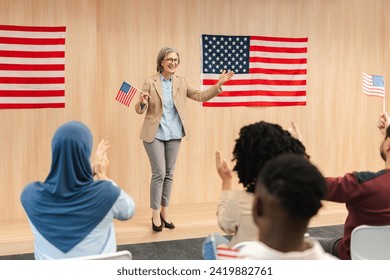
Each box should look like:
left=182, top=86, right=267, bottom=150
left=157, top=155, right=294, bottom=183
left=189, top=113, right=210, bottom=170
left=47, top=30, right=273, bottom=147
left=67, top=250, right=132, bottom=260
left=351, top=225, right=390, bottom=260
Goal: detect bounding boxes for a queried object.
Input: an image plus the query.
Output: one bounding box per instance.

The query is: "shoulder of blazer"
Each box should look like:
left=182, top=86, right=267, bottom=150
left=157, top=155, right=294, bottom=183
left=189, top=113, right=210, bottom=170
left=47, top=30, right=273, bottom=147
left=145, top=73, right=160, bottom=91
left=172, top=74, right=187, bottom=86
left=145, top=73, right=160, bottom=83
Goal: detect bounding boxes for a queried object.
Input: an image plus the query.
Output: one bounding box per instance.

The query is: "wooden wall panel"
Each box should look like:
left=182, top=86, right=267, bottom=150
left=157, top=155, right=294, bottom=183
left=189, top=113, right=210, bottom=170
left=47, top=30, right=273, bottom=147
left=0, top=0, right=388, bottom=221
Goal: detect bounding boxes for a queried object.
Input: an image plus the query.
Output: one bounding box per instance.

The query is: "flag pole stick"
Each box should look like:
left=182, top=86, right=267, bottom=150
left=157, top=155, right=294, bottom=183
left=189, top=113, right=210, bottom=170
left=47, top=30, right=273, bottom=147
left=384, top=75, right=386, bottom=113
left=384, top=93, right=386, bottom=113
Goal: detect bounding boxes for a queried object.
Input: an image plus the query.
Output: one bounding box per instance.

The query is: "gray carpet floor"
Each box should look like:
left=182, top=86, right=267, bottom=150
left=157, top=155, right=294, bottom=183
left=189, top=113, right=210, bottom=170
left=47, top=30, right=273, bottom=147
left=0, top=224, right=343, bottom=260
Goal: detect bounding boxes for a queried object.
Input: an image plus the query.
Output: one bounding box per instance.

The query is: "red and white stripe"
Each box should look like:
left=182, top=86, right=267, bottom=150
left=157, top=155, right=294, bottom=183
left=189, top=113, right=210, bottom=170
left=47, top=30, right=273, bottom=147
left=0, top=25, right=66, bottom=109
left=362, top=72, right=385, bottom=98
left=115, top=86, right=139, bottom=107
left=216, top=247, right=241, bottom=260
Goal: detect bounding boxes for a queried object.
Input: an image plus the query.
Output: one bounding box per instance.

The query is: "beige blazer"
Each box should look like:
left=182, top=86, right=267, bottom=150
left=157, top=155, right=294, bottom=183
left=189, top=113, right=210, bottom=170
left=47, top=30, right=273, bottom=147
left=217, top=190, right=259, bottom=247
left=135, top=73, right=221, bottom=142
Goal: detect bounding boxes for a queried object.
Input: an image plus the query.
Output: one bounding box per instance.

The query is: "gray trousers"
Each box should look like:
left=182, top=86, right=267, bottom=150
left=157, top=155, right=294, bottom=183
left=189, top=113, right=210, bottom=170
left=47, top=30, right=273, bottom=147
left=143, top=139, right=181, bottom=210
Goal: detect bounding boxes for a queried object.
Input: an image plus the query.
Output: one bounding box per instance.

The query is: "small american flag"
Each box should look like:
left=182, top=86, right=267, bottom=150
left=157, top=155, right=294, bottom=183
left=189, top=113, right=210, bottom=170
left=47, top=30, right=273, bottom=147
left=0, top=24, right=66, bottom=109
left=362, top=72, right=385, bottom=98
left=115, top=81, right=139, bottom=107
left=217, top=247, right=241, bottom=260
left=201, top=34, right=308, bottom=107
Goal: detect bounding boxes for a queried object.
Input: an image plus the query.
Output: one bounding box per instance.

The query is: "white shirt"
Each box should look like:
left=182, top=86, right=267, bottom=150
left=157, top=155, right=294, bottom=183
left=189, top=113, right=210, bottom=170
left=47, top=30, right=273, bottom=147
left=236, top=239, right=338, bottom=260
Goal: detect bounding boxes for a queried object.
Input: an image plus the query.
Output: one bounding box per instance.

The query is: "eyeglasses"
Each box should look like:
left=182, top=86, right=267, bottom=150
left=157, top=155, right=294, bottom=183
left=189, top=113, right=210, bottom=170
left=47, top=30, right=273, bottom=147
left=164, top=58, right=180, bottom=64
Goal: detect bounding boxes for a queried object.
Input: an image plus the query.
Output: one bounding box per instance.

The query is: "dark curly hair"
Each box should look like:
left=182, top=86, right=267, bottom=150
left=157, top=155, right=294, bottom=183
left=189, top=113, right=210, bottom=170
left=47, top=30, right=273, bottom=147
left=257, top=154, right=326, bottom=219
left=232, top=121, right=307, bottom=193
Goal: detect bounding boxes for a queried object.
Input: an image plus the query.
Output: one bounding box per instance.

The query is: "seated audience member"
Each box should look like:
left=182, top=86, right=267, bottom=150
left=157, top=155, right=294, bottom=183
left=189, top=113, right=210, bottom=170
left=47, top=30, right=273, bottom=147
left=203, top=121, right=307, bottom=259
left=235, top=154, right=337, bottom=260
left=20, top=121, right=135, bottom=260
left=317, top=112, right=390, bottom=259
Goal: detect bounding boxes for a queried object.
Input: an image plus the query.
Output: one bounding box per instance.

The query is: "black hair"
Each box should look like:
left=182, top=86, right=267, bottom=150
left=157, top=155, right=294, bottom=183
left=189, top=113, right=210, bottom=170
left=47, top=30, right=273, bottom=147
left=232, top=121, right=307, bottom=193
left=257, top=154, right=327, bottom=219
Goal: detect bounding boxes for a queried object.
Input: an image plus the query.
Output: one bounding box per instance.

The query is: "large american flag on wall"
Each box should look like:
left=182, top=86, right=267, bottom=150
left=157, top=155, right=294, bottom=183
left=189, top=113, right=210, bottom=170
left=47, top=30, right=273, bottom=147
left=0, top=25, right=66, bottom=109
left=201, top=34, right=308, bottom=107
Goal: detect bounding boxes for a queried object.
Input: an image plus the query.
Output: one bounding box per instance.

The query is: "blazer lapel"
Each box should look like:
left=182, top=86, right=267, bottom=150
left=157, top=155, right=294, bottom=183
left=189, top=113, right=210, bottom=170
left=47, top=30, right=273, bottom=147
left=172, top=75, right=179, bottom=100
left=152, top=73, right=163, bottom=101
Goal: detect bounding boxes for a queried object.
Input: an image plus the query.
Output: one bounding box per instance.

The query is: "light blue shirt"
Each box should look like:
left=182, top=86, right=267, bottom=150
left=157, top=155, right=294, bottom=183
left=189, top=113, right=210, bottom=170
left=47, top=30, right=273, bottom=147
left=156, top=74, right=184, bottom=141
left=30, top=187, right=135, bottom=260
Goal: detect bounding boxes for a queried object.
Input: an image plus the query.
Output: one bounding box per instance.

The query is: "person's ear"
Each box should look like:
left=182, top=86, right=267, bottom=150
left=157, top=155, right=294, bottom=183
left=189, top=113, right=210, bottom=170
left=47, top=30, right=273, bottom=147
left=253, top=196, right=264, bottom=218
left=384, top=138, right=390, bottom=152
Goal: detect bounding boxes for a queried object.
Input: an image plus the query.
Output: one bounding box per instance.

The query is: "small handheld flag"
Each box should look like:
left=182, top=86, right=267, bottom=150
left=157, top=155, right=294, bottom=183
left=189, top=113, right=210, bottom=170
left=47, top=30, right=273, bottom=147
left=362, top=72, right=385, bottom=98
left=362, top=72, right=385, bottom=112
left=115, top=81, right=140, bottom=107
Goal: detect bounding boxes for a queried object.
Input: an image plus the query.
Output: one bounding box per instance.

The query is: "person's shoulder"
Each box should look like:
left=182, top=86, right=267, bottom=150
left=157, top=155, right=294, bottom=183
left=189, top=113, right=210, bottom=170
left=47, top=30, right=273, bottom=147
left=354, top=169, right=390, bottom=184
left=22, top=181, right=42, bottom=192
left=231, top=189, right=254, bottom=202
left=239, top=189, right=254, bottom=198
left=234, top=241, right=267, bottom=259
left=93, top=180, right=119, bottom=193
left=145, top=73, right=160, bottom=82
left=20, top=181, right=42, bottom=201
left=174, top=74, right=185, bottom=79
left=220, top=189, right=240, bottom=198
left=173, top=74, right=186, bottom=82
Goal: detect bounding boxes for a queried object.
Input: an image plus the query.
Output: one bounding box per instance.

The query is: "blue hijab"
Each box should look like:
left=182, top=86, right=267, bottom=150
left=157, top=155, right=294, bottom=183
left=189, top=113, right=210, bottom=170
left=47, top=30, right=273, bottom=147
left=21, top=121, right=120, bottom=253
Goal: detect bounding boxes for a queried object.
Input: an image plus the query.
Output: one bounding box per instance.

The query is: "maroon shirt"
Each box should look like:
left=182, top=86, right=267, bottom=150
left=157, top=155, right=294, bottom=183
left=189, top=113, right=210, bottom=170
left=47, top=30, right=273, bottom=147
left=326, top=170, right=390, bottom=259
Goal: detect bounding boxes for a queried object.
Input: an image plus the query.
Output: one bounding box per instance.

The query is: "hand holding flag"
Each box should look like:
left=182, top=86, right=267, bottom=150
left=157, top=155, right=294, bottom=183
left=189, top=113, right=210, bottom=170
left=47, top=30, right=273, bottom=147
left=115, top=81, right=140, bottom=107
left=139, top=92, right=151, bottom=105
left=377, top=112, right=390, bottom=136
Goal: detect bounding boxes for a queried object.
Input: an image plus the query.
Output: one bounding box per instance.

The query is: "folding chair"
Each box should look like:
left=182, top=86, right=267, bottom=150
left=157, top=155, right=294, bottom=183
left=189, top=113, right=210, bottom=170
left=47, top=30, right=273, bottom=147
left=66, top=250, right=132, bottom=260
left=350, top=225, right=390, bottom=260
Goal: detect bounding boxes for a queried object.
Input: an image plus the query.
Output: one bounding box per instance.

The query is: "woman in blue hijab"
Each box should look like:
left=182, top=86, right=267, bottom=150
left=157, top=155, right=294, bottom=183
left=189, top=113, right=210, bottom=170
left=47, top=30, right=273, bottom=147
left=21, top=121, right=135, bottom=259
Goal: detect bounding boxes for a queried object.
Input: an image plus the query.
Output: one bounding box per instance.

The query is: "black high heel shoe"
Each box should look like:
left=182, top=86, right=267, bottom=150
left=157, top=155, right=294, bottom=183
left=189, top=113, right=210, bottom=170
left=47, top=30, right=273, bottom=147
left=151, top=217, right=163, bottom=232
left=160, top=213, right=175, bottom=229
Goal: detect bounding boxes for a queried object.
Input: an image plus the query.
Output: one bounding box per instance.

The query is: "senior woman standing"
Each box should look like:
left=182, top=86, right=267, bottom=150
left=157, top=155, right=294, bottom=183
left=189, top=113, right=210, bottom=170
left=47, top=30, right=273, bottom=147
left=135, top=47, right=233, bottom=232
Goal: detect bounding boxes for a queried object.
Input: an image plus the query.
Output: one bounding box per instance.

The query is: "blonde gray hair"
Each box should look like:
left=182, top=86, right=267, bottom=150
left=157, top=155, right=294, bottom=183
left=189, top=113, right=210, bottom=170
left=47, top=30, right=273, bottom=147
left=156, top=47, right=180, bottom=72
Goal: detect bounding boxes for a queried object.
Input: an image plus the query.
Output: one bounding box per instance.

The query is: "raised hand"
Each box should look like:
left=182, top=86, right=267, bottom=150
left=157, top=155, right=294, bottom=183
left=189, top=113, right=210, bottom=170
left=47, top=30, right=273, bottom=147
left=92, top=139, right=111, bottom=179
left=217, top=70, right=234, bottom=87
left=215, top=151, right=233, bottom=190
left=287, top=121, right=303, bottom=141
left=378, top=112, right=390, bottom=135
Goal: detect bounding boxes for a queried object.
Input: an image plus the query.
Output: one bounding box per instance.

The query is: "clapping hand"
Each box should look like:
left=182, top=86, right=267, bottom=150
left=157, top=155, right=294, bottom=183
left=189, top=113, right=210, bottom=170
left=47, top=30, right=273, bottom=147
left=215, top=151, right=233, bottom=190
left=92, top=139, right=111, bottom=179
left=287, top=121, right=303, bottom=141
